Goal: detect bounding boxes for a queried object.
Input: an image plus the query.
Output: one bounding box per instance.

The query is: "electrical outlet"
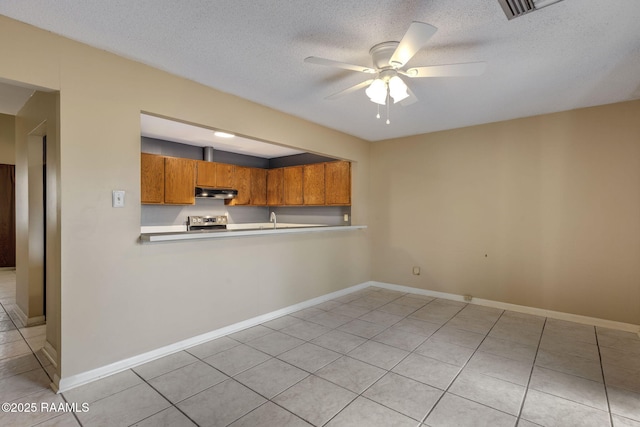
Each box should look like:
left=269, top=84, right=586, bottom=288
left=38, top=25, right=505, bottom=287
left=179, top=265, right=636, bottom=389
left=412, top=266, right=420, bottom=275
left=112, top=190, right=125, bottom=208
left=343, top=214, right=349, bottom=222
left=464, top=294, right=473, bottom=302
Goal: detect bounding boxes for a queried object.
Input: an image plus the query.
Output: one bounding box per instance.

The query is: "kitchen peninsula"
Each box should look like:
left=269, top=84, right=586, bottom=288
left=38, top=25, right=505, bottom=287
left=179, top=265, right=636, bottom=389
left=139, top=223, right=367, bottom=243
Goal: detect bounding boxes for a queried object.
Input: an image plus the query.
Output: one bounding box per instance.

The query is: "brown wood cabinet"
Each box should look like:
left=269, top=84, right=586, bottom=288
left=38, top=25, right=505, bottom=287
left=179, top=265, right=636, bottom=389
left=283, top=166, right=303, bottom=205
left=267, top=168, right=284, bottom=206
left=164, top=157, right=196, bottom=205
left=195, top=160, right=216, bottom=187
left=142, top=153, right=351, bottom=207
left=142, top=154, right=196, bottom=205
left=216, top=163, right=234, bottom=188
left=250, top=168, right=267, bottom=205
left=196, top=161, right=234, bottom=188
left=228, top=166, right=251, bottom=205
left=325, top=161, right=351, bottom=205
left=141, top=153, right=165, bottom=204
left=303, top=163, right=325, bottom=205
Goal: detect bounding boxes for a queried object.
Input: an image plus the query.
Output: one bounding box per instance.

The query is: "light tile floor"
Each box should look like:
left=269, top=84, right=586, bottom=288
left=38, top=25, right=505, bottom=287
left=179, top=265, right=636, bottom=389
left=1, top=269, right=639, bottom=426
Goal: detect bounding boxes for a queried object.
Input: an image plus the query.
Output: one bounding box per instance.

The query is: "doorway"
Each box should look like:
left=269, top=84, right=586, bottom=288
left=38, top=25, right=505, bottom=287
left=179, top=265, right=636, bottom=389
left=0, top=163, right=15, bottom=268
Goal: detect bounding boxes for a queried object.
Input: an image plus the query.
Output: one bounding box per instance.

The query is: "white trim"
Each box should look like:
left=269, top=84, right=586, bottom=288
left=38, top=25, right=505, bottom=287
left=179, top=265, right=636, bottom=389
left=56, top=281, right=371, bottom=393
left=57, top=279, right=640, bottom=393
left=370, top=281, right=640, bottom=333
left=42, top=341, right=58, bottom=367
left=11, top=305, right=46, bottom=328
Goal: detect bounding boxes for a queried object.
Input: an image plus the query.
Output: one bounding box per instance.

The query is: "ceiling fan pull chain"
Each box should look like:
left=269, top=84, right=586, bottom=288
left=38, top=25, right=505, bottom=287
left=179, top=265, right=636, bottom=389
left=376, top=103, right=380, bottom=119
left=386, top=91, right=391, bottom=124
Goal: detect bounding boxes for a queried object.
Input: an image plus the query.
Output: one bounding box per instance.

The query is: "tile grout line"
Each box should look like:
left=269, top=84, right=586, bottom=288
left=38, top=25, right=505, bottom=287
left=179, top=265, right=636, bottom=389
left=0, top=273, right=72, bottom=427
left=594, top=326, right=615, bottom=427
left=0, top=296, right=53, bottom=383
left=205, top=288, right=402, bottom=427
left=182, top=293, right=397, bottom=427
left=418, top=306, right=516, bottom=426
left=173, top=335, right=310, bottom=427
left=316, top=290, right=426, bottom=426
left=58, top=389, right=85, bottom=427
left=128, top=368, right=202, bottom=427
left=514, top=316, right=547, bottom=425
left=249, top=289, right=430, bottom=426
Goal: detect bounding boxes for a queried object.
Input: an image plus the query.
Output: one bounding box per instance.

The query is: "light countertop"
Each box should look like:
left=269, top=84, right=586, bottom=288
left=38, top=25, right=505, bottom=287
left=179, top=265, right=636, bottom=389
left=139, top=224, right=366, bottom=243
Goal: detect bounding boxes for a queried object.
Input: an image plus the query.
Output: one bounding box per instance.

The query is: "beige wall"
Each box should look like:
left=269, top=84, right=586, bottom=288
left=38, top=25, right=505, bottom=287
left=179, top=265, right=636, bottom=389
left=371, top=100, right=640, bottom=325
left=0, top=113, right=15, bottom=164
left=0, top=16, right=371, bottom=383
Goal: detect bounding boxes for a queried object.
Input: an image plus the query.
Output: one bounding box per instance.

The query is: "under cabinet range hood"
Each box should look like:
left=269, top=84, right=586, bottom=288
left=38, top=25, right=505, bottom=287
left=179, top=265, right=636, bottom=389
left=195, top=187, right=238, bottom=199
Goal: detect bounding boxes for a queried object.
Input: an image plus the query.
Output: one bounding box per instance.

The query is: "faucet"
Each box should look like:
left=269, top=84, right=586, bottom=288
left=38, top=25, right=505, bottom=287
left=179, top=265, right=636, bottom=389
left=270, top=211, right=277, bottom=229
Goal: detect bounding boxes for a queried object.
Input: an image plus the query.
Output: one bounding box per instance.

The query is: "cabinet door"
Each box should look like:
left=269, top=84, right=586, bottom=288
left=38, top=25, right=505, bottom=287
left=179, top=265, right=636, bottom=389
left=141, top=153, right=165, bottom=204
left=303, top=163, right=325, bottom=205
left=231, top=166, right=251, bottom=205
left=250, top=168, right=267, bottom=206
left=196, top=161, right=216, bottom=187
left=325, top=161, right=351, bottom=205
left=216, top=163, right=234, bottom=188
left=267, top=168, right=284, bottom=206
left=283, top=166, right=303, bottom=205
left=164, top=157, right=195, bottom=205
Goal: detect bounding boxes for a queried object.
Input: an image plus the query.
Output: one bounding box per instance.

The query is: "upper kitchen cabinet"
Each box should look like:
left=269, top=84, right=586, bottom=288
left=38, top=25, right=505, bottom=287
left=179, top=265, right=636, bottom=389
left=250, top=168, right=267, bottom=206
left=267, top=168, right=284, bottom=206
left=216, top=163, right=234, bottom=188
left=325, top=161, right=351, bottom=205
left=196, top=160, right=216, bottom=187
left=226, top=166, right=267, bottom=206
left=196, top=161, right=234, bottom=188
left=141, top=153, right=165, bottom=204
left=303, top=163, right=325, bottom=205
left=227, top=165, right=251, bottom=205
left=164, top=157, right=196, bottom=205
left=283, top=166, right=303, bottom=205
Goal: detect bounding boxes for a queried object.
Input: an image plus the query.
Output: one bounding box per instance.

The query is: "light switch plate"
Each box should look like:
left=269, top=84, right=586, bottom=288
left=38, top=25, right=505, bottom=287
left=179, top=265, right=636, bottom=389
left=112, top=190, right=125, bottom=208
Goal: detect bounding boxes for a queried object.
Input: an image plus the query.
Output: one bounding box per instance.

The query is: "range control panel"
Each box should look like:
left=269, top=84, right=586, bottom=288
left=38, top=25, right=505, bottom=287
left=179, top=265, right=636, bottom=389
left=187, top=215, right=228, bottom=230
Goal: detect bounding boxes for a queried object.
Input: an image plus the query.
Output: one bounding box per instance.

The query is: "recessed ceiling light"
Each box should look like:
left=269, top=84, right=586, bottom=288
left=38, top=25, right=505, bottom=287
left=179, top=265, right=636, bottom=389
left=214, top=131, right=235, bottom=138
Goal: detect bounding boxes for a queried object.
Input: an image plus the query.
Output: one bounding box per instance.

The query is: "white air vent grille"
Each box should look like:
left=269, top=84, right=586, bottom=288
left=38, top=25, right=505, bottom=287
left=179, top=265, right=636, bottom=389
left=498, top=0, right=565, bottom=20
left=498, top=0, right=535, bottom=19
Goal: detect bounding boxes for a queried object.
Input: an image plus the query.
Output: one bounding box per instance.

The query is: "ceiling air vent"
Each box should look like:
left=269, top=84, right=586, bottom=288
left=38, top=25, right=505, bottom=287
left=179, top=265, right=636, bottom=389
left=498, top=0, right=565, bottom=20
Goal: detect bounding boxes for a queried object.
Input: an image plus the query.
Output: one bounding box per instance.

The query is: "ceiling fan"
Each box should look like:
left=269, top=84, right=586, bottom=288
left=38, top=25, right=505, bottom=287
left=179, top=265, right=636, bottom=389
left=305, top=21, right=486, bottom=123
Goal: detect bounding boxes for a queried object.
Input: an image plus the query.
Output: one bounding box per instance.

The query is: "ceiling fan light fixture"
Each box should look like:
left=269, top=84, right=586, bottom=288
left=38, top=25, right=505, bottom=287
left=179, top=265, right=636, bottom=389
left=388, top=76, right=409, bottom=103
left=366, top=78, right=387, bottom=105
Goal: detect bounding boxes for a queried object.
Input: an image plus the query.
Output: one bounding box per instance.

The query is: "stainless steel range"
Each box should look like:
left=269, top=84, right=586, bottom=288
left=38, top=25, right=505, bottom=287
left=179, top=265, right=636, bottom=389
left=187, top=215, right=228, bottom=231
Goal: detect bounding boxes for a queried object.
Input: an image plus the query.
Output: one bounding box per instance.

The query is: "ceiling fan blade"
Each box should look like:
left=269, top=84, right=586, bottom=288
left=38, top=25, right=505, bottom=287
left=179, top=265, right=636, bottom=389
left=405, top=62, right=487, bottom=78
left=325, top=79, right=374, bottom=100
left=400, top=86, right=418, bottom=106
left=304, top=56, right=375, bottom=74
left=389, top=22, right=438, bottom=68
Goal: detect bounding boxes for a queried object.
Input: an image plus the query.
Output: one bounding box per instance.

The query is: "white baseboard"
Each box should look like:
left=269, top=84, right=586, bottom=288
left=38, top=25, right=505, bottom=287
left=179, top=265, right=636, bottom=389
left=370, top=281, right=640, bottom=334
left=56, top=282, right=371, bottom=393
left=42, top=341, right=58, bottom=367
left=11, top=305, right=46, bottom=328
left=57, top=279, right=640, bottom=393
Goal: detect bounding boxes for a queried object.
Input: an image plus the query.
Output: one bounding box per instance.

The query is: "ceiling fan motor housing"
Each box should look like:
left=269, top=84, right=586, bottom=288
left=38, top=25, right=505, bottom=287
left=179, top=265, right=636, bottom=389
left=369, top=41, right=400, bottom=70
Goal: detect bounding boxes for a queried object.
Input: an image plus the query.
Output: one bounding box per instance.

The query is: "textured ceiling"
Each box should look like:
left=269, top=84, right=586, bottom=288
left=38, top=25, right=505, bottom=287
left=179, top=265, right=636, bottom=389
left=1, top=1, right=639, bottom=141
